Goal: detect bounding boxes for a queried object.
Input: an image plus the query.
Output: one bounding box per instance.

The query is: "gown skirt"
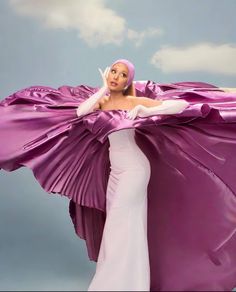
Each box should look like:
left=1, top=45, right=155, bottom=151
left=88, top=128, right=151, bottom=291
left=2, top=82, right=236, bottom=290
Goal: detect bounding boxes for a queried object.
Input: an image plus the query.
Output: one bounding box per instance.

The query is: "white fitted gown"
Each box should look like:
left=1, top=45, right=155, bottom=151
left=88, top=128, right=151, bottom=291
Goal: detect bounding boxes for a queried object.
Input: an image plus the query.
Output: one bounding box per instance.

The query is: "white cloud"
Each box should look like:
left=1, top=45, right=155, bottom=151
left=9, top=0, right=162, bottom=47
left=9, top=0, right=126, bottom=46
left=127, top=27, right=163, bottom=47
left=150, top=43, right=236, bottom=75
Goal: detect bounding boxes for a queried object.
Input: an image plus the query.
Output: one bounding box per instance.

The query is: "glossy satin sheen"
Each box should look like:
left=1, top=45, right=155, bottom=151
left=1, top=81, right=236, bottom=291
left=88, top=128, right=150, bottom=290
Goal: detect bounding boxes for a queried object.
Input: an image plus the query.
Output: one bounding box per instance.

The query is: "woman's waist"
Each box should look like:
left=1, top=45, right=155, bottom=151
left=108, top=143, right=141, bottom=152
left=108, top=142, right=147, bottom=157
left=109, top=148, right=150, bottom=169
left=108, top=129, right=136, bottom=146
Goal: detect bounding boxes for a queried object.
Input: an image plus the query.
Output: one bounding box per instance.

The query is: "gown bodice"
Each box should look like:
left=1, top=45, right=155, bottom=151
left=108, top=128, right=136, bottom=151
left=107, top=128, right=151, bottom=173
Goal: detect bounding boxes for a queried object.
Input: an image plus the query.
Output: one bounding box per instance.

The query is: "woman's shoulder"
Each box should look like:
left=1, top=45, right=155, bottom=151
left=126, top=95, right=163, bottom=107
left=126, top=95, right=142, bottom=101
left=100, top=95, right=111, bottom=106
left=126, top=95, right=150, bottom=100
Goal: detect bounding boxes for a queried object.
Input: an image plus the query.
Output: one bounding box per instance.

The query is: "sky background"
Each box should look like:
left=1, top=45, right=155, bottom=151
left=0, top=0, right=236, bottom=291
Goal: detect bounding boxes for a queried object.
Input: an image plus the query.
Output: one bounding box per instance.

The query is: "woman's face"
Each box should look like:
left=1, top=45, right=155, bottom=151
left=107, top=63, right=129, bottom=92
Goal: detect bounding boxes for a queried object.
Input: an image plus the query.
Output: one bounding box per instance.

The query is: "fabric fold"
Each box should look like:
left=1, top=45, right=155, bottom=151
left=1, top=81, right=236, bottom=291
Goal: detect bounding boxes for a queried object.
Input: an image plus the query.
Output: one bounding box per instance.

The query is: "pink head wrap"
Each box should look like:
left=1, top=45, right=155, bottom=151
left=111, top=59, right=135, bottom=87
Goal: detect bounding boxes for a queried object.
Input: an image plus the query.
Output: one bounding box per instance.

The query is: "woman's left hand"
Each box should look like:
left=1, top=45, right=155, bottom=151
left=126, top=105, right=147, bottom=120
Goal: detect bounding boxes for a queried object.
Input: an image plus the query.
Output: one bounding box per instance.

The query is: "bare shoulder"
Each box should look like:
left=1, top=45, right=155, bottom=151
left=126, top=95, right=137, bottom=100
left=100, top=95, right=110, bottom=104
left=127, top=95, right=162, bottom=107
left=219, top=87, right=236, bottom=93
left=93, top=95, right=109, bottom=111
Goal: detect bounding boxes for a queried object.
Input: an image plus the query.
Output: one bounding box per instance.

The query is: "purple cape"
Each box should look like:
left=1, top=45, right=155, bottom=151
left=1, top=81, right=236, bottom=291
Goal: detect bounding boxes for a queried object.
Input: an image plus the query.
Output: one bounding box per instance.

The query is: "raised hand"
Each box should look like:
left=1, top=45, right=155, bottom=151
left=76, top=66, right=110, bottom=117
left=98, top=67, right=110, bottom=88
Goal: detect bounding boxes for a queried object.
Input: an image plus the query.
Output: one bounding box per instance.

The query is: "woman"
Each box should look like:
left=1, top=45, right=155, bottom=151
left=0, top=59, right=236, bottom=291
left=78, top=59, right=189, bottom=291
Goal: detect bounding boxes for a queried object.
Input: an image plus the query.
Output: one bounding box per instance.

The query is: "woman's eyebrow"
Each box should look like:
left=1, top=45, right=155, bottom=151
left=118, top=70, right=128, bottom=74
left=112, top=67, right=128, bottom=74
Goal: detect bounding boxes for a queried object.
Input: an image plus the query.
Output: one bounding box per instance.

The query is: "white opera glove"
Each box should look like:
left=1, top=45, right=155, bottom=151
left=76, top=67, right=110, bottom=117
left=126, top=99, right=189, bottom=120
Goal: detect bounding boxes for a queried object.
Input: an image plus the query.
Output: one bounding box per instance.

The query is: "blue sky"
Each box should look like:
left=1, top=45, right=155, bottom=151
left=1, top=0, right=236, bottom=99
left=0, top=0, right=236, bottom=291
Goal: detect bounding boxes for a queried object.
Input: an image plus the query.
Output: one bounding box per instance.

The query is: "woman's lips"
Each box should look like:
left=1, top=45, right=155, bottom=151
left=110, top=81, right=118, bottom=86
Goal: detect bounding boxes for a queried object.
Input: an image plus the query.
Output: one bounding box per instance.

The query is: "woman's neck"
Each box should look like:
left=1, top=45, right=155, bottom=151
left=109, top=91, right=126, bottom=101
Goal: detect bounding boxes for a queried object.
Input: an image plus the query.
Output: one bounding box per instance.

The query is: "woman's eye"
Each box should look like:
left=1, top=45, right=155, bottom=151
left=110, top=70, right=127, bottom=77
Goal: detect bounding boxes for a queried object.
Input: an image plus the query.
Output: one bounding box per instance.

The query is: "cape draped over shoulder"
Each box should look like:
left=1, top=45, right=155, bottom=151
left=1, top=81, right=236, bottom=291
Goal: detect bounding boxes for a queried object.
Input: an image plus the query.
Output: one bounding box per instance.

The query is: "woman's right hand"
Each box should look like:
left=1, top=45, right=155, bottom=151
left=76, top=67, right=110, bottom=117
left=98, top=67, right=110, bottom=88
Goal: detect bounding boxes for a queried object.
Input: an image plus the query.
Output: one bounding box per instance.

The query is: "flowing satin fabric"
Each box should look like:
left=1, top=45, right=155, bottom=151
left=1, top=81, right=236, bottom=291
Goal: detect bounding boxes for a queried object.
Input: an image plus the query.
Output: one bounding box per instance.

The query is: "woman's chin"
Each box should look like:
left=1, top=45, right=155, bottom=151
left=108, top=87, right=123, bottom=93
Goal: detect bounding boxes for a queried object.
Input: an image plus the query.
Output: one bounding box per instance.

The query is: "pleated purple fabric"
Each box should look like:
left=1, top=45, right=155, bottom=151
left=1, top=81, right=236, bottom=291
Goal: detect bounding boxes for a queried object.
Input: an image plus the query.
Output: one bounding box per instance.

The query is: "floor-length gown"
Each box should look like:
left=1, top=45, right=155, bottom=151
left=2, top=82, right=236, bottom=291
left=88, top=128, right=151, bottom=291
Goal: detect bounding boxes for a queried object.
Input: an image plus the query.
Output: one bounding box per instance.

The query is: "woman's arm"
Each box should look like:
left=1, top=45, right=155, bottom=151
left=219, top=87, right=236, bottom=93
left=76, top=86, right=106, bottom=116
left=127, top=99, right=189, bottom=120
left=76, top=67, right=109, bottom=117
left=93, top=101, right=101, bottom=111
left=132, top=96, right=163, bottom=107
